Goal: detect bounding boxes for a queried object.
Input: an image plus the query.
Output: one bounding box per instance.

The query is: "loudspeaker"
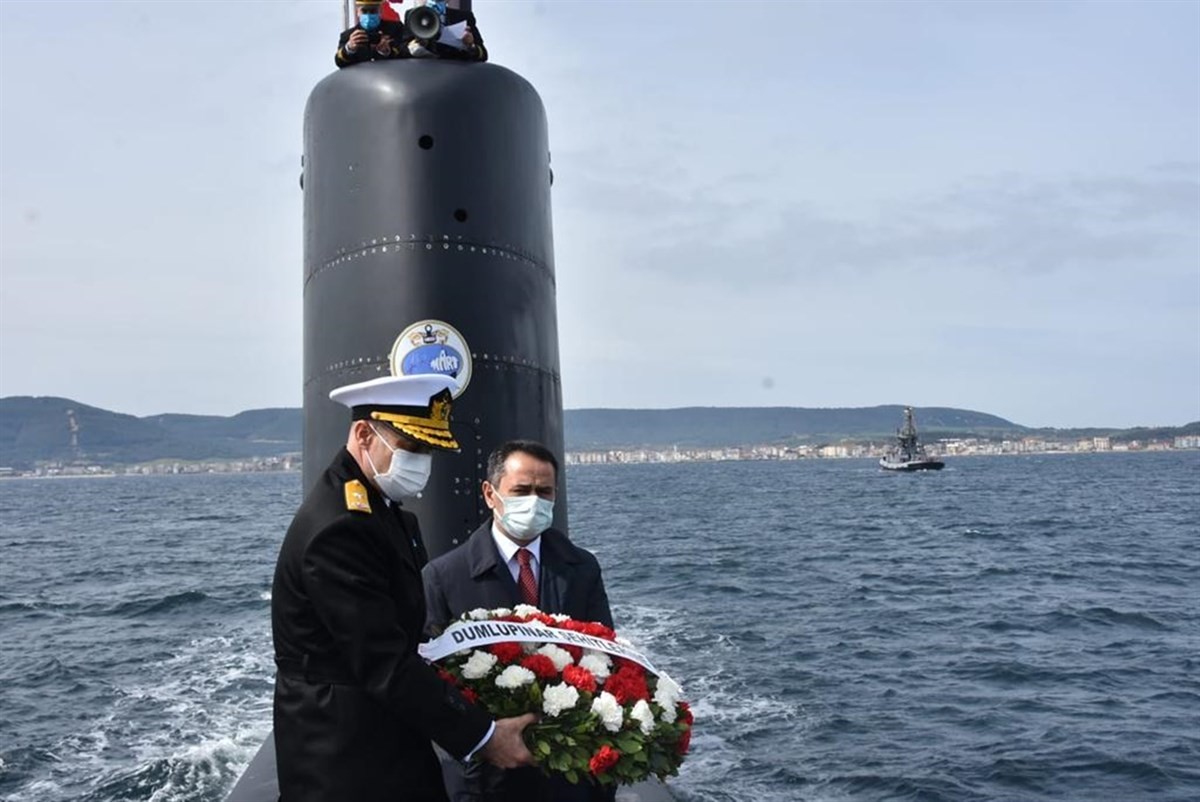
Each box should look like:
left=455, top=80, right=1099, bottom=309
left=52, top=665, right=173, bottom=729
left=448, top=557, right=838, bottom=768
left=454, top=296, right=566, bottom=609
left=406, top=6, right=442, bottom=41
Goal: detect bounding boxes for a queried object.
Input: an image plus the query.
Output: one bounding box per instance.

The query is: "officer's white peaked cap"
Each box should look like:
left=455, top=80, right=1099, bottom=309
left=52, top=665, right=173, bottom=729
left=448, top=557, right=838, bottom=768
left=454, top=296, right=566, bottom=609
left=330, top=374, right=461, bottom=451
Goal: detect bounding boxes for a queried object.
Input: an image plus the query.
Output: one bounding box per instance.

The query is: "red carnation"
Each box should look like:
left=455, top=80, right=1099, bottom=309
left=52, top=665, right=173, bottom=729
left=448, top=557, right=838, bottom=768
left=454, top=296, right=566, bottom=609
left=677, top=701, right=693, bottom=754
left=588, top=745, right=621, bottom=775
left=437, top=668, right=458, bottom=686
left=562, top=644, right=584, bottom=662
left=460, top=686, right=478, bottom=705
left=582, top=622, right=616, bottom=641
left=605, top=665, right=650, bottom=704
left=520, top=653, right=559, bottom=680
left=490, top=641, right=523, bottom=664
left=613, top=658, right=645, bottom=678
left=557, top=619, right=614, bottom=640
left=676, top=726, right=691, bottom=756
left=562, top=664, right=597, bottom=694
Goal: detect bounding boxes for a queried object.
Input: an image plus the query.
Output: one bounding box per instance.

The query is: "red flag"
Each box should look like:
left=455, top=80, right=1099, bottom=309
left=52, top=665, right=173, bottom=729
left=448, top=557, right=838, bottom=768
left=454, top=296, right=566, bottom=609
left=380, top=1, right=402, bottom=22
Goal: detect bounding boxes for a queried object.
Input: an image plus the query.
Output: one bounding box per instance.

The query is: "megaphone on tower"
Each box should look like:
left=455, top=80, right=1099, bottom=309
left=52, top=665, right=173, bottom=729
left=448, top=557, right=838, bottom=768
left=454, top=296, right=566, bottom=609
left=405, top=4, right=442, bottom=40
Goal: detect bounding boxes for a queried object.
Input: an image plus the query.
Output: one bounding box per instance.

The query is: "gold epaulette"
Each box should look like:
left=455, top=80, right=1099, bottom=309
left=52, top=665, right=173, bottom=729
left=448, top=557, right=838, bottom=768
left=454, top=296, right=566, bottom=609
left=344, top=479, right=372, bottom=513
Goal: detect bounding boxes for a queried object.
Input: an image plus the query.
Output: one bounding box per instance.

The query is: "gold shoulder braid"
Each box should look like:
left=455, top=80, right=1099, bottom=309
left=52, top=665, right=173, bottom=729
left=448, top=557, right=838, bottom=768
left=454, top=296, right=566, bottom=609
left=344, top=479, right=372, bottom=513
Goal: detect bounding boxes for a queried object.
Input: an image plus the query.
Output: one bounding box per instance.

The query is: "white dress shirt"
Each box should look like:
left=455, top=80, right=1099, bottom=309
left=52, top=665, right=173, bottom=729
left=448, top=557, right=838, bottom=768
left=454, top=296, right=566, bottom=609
left=463, top=525, right=544, bottom=761
left=490, top=523, right=542, bottom=584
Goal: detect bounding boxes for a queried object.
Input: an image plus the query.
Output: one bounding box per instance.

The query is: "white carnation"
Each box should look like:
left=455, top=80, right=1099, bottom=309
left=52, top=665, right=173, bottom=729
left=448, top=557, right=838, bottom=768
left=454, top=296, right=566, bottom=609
left=615, top=635, right=633, bottom=647
left=537, top=644, right=574, bottom=671
left=590, top=691, right=624, bottom=733
left=461, top=650, right=498, bottom=680
left=656, top=672, right=682, bottom=698
left=491, top=607, right=513, bottom=618
left=630, top=699, right=656, bottom=735
left=513, top=604, right=542, bottom=618
left=467, top=608, right=491, bottom=621
left=653, top=672, right=682, bottom=722
left=542, top=682, right=580, bottom=718
left=495, top=665, right=536, bottom=689
left=521, top=641, right=540, bottom=654
left=579, top=651, right=612, bottom=681
left=550, top=613, right=571, bottom=623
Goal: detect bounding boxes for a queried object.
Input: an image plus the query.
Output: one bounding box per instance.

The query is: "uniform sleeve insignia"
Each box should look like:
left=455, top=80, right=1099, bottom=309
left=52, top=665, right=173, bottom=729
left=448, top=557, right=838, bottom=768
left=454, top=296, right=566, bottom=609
left=344, top=479, right=372, bottom=513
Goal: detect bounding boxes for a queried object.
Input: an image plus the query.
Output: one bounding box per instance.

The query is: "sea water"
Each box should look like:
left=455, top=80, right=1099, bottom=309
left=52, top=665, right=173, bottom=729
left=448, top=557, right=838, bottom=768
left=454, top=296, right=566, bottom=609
left=1, top=452, right=1197, bottom=801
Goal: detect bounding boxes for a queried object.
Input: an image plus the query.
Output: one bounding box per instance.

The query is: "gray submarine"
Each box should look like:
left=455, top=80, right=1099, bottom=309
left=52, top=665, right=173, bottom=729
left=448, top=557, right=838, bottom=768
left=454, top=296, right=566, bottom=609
left=226, top=2, right=675, bottom=799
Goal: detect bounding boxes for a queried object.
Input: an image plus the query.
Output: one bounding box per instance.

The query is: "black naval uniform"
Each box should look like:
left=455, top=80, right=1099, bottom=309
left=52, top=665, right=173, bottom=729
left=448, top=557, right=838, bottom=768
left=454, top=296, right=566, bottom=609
left=335, top=20, right=409, bottom=68
left=271, top=448, right=491, bottom=802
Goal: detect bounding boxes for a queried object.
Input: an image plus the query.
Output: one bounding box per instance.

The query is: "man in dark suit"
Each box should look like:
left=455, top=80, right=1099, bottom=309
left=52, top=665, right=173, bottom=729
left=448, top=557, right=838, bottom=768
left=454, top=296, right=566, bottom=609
left=335, top=0, right=408, bottom=68
left=423, top=439, right=614, bottom=802
left=271, top=375, right=535, bottom=802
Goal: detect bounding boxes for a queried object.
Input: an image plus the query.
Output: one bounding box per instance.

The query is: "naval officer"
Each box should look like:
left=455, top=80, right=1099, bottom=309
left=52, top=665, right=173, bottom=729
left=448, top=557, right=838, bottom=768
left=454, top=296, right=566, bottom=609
left=335, top=0, right=408, bottom=68
left=271, top=373, right=534, bottom=802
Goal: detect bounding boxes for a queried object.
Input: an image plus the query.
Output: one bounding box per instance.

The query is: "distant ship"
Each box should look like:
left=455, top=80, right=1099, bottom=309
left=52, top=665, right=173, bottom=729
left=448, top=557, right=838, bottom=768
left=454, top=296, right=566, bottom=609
left=879, top=407, right=945, bottom=471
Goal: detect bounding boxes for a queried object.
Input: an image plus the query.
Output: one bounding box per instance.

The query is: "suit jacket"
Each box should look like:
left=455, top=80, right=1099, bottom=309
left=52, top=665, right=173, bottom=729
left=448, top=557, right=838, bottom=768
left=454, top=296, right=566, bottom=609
left=423, top=522, right=612, bottom=633
left=423, top=522, right=613, bottom=802
left=271, top=448, right=491, bottom=802
left=335, top=20, right=409, bottom=68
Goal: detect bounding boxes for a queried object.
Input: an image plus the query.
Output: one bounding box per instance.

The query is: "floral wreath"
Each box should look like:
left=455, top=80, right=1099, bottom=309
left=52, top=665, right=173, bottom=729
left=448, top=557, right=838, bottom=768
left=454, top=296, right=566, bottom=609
left=421, top=605, right=693, bottom=785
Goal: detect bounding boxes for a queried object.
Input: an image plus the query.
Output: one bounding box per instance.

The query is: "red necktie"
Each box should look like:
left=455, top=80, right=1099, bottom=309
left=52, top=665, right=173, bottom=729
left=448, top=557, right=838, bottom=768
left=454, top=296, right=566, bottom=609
left=516, top=548, right=538, bottom=607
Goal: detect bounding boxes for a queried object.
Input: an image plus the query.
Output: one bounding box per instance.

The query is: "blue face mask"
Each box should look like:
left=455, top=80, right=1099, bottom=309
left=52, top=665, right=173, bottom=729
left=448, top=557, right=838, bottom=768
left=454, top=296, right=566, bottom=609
left=359, top=12, right=381, bottom=30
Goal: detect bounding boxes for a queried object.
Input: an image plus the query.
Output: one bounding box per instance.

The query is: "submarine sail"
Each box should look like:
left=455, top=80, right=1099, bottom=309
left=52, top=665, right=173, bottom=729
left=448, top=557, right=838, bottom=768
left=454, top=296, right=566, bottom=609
left=301, top=58, right=566, bottom=557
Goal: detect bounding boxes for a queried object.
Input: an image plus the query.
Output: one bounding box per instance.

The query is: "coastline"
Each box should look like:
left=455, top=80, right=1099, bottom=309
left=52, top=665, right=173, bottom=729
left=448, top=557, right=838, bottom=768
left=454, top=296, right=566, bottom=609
left=2, top=448, right=1195, bottom=480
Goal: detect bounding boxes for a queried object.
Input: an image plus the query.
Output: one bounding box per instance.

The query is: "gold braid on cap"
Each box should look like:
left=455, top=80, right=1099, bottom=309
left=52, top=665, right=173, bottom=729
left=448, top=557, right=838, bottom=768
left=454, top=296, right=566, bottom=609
left=369, top=410, right=449, bottom=431
left=367, top=391, right=458, bottom=450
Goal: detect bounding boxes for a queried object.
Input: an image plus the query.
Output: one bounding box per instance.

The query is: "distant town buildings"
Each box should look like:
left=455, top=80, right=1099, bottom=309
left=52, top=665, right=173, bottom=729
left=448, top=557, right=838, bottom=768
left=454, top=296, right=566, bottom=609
left=564, top=434, right=1198, bottom=466
left=1, top=455, right=298, bottom=479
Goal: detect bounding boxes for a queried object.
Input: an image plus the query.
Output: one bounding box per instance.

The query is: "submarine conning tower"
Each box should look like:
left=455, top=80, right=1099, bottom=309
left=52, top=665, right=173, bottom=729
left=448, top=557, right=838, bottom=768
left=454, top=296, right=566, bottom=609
left=301, top=58, right=566, bottom=559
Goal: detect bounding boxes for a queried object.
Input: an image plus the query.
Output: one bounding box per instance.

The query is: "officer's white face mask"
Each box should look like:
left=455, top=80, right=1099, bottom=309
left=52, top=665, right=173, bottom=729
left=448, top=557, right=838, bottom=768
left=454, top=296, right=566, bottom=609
left=365, top=425, right=432, bottom=500
left=495, top=494, right=555, bottom=542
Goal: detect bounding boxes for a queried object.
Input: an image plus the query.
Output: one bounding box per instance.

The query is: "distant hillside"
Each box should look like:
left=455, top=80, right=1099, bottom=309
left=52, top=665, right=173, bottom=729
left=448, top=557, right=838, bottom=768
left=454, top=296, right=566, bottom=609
left=0, top=396, right=300, bottom=469
left=3, top=396, right=1192, bottom=469
left=563, top=406, right=1022, bottom=449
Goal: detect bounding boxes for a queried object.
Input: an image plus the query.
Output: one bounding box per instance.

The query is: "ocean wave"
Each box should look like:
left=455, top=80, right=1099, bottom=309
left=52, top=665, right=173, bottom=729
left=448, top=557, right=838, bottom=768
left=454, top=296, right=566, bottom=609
left=0, top=655, right=80, bottom=687
left=2, top=628, right=274, bottom=801
left=111, top=591, right=212, bottom=618
left=1078, top=606, right=1168, bottom=630
left=824, top=772, right=984, bottom=802
left=77, top=738, right=251, bottom=802
left=1040, top=606, right=1169, bottom=632
left=176, top=511, right=252, bottom=523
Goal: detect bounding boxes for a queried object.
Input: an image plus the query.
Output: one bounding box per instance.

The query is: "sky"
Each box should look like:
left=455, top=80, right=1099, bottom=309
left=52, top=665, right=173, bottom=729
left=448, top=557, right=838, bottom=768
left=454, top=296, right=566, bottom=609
left=1, top=0, right=1197, bottom=429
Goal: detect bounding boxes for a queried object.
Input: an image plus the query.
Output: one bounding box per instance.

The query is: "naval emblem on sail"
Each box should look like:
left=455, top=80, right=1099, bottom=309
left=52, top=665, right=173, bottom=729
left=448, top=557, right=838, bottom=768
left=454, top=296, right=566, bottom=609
left=389, top=319, right=473, bottom=398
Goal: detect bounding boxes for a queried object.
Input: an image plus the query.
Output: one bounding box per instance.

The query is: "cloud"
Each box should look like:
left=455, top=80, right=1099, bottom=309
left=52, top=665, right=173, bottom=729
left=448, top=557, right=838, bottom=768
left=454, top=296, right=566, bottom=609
left=560, top=163, right=1199, bottom=288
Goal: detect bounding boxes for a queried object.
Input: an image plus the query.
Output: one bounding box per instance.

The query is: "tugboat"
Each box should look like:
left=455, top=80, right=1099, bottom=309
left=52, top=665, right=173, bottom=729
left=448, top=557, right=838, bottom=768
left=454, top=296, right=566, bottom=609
left=879, top=407, right=945, bottom=471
